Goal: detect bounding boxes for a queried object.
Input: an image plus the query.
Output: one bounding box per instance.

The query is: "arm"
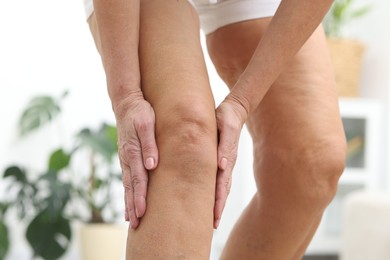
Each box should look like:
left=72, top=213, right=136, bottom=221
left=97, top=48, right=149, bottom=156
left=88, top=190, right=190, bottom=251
left=214, top=0, right=334, bottom=227
left=228, top=0, right=334, bottom=114
left=93, top=0, right=140, bottom=104
left=92, top=0, right=158, bottom=228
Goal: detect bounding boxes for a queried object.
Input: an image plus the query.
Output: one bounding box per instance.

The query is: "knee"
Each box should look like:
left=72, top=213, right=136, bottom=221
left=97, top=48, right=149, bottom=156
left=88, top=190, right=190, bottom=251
left=156, top=98, right=218, bottom=171
left=295, top=138, right=346, bottom=207
left=309, top=142, right=346, bottom=204
left=263, top=137, right=347, bottom=208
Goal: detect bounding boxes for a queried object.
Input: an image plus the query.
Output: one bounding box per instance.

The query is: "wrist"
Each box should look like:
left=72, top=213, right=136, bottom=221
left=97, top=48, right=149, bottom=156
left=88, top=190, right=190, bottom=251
left=224, top=93, right=249, bottom=124
left=110, top=87, right=144, bottom=119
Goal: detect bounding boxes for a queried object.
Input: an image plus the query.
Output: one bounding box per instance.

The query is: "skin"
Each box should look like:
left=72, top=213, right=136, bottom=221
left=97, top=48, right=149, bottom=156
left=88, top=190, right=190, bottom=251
left=91, top=1, right=217, bottom=258
left=88, top=0, right=347, bottom=259
left=127, top=1, right=218, bottom=258
left=207, top=19, right=346, bottom=259
left=91, top=0, right=158, bottom=228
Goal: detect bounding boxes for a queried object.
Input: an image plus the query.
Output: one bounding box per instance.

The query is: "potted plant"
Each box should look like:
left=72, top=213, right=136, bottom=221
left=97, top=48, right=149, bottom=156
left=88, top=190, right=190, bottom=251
left=0, top=149, right=73, bottom=259
left=0, top=93, right=126, bottom=260
left=74, top=124, right=126, bottom=260
left=0, top=93, right=73, bottom=259
left=323, top=0, right=371, bottom=97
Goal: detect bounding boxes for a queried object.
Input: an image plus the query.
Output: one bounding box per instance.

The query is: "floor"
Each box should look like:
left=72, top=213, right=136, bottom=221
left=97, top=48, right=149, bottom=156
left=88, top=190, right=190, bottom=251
left=303, top=255, right=338, bottom=260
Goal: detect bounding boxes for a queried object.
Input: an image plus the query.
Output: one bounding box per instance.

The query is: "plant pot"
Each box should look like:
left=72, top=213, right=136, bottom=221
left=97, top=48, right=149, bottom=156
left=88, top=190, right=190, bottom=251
left=79, top=224, right=126, bottom=260
left=326, top=38, right=365, bottom=97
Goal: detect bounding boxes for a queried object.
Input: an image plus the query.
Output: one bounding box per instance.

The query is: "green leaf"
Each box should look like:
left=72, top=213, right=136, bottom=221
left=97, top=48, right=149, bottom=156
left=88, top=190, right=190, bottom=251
left=77, top=124, right=118, bottom=162
left=18, top=92, right=68, bottom=136
left=61, top=90, right=69, bottom=99
left=3, top=167, right=37, bottom=219
left=113, top=171, right=122, bottom=181
left=0, top=203, right=10, bottom=218
left=93, top=177, right=106, bottom=190
left=333, top=2, right=346, bottom=20
left=26, top=209, right=71, bottom=260
left=18, top=96, right=61, bottom=136
left=104, top=124, right=118, bottom=150
left=3, top=166, right=27, bottom=184
left=39, top=170, right=59, bottom=183
left=38, top=171, right=72, bottom=217
left=46, top=183, right=72, bottom=217
left=48, top=149, right=71, bottom=171
left=0, top=221, right=9, bottom=259
left=350, top=6, right=371, bottom=18
left=324, top=0, right=371, bottom=38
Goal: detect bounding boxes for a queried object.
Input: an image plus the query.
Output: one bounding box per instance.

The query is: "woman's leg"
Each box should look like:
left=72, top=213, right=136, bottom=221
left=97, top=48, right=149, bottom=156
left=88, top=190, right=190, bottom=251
left=206, top=19, right=347, bottom=259
left=89, top=0, right=217, bottom=258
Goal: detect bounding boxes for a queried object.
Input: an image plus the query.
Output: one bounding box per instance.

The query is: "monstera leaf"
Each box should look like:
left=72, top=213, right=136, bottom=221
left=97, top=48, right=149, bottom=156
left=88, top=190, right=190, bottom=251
left=48, top=149, right=71, bottom=172
left=3, top=166, right=37, bottom=219
left=0, top=221, right=9, bottom=260
left=0, top=211, right=9, bottom=260
left=77, top=123, right=118, bottom=162
left=26, top=208, right=71, bottom=260
left=3, top=166, right=28, bottom=184
left=18, top=91, right=68, bottom=136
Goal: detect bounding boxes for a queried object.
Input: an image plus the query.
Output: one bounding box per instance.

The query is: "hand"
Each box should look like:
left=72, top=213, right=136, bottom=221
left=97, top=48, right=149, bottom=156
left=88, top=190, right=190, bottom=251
left=214, top=96, right=248, bottom=228
left=115, top=92, right=158, bottom=229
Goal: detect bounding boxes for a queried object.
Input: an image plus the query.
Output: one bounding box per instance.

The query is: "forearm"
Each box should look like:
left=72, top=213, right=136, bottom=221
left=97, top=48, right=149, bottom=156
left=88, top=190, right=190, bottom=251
left=92, top=0, right=141, bottom=111
left=229, top=0, right=334, bottom=114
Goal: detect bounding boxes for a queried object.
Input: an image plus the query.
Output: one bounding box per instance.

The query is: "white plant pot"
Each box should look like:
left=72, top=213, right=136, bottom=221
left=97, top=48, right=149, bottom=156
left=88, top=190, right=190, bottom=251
left=79, top=224, right=127, bottom=260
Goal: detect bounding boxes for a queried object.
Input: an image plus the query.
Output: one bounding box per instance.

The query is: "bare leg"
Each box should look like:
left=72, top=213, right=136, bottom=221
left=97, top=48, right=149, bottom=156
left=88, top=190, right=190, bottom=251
left=89, top=0, right=217, bottom=258
left=207, top=19, right=347, bottom=259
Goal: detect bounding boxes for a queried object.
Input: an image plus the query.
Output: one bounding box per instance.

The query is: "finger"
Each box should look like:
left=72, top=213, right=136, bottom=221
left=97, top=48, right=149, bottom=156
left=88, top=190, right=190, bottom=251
left=214, top=120, right=240, bottom=228
left=214, top=168, right=232, bottom=229
left=127, top=146, right=148, bottom=220
left=126, top=189, right=139, bottom=229
left=136, top=118, right=159, bottom=170
left=120, top=161, right=130, bottom=222
left=217, top=119, right=240, bottom=172
left=124, top=191, right=129, bottom=222
left=121, top=162, right=139, bottom=228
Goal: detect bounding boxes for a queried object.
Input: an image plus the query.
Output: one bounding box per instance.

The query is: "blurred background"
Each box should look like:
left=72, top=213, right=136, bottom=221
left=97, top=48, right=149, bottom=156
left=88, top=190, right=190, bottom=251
left=0, top=0, right=389, bottom=259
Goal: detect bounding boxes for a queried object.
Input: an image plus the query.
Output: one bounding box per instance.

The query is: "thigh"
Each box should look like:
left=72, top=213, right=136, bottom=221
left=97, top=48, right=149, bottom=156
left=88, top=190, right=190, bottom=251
left=140, top=0, right=215, bottom=126
left=89, top=0, right=217, bottom=163
left=207, top=19, right=346, bottom=180
left=136, top=1, right=218, bottom=256
left=133, top=1, right=218, bottom=258
left=250, top=25, right=344, bottom=151
left=89, top=0, right=215, bottom=129
left=139, top=0, right=218, bottom=174
left=246, top=25, right=344, bottom=145
left=249, top=26, right=345, bottom=192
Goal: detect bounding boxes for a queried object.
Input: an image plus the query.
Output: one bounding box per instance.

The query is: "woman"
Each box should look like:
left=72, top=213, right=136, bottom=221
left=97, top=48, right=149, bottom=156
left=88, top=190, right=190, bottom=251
left=85, top=0, right=347, bottom=258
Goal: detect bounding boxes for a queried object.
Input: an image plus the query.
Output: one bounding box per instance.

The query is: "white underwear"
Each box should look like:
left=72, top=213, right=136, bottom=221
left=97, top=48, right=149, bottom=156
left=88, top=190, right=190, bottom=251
left=83, top=0, right=93, bottom=20
left=83, top=0, right=281, bottom=34
left=190, top=0, right=281, bottom=34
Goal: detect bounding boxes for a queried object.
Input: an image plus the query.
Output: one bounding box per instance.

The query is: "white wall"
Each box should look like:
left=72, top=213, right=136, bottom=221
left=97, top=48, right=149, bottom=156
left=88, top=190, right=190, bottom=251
left=0, top=0, right=113, bottom=168
left=350, top=0, right=390, bottom=189
left=0, top=0, right=244, bottom=259
left=0, top=0, right=388, bottom=259
left=0, top=0, right=113, bottom=259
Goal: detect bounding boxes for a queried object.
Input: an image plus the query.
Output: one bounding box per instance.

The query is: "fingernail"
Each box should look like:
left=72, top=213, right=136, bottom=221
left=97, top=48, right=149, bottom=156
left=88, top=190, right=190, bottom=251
left=125, top=210, right=129, bottom=222
left=135, top=207, right=140, bottom=218
left=145, top=157, right=154, bottom=169
left=220, top=158, right=228, bottom=170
